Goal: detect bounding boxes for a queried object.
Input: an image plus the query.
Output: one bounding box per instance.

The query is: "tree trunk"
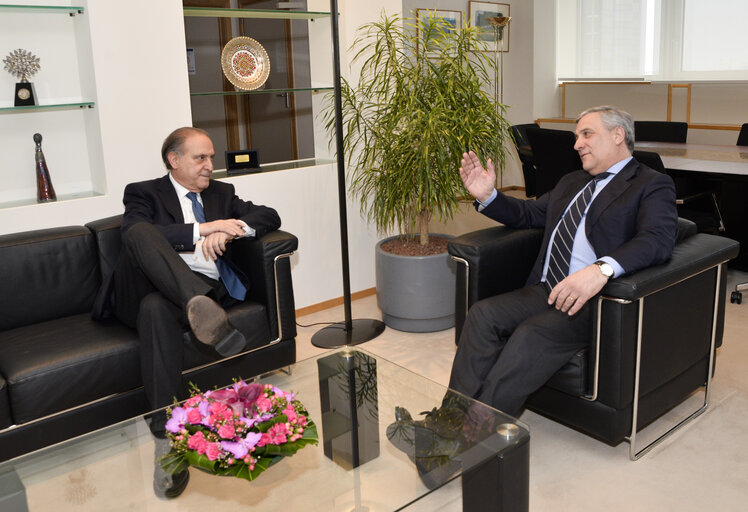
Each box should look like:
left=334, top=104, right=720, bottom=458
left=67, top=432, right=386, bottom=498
left=418, top=210, right=430, bottom=246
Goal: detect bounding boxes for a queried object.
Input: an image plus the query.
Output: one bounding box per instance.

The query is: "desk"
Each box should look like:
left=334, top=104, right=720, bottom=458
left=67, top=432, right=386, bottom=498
left=636, top=142, right=748, bottom=269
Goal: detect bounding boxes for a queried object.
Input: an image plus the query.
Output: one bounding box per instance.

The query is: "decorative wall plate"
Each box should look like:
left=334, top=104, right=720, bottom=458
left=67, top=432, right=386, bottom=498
left=221, top=36, right=270, bottom=91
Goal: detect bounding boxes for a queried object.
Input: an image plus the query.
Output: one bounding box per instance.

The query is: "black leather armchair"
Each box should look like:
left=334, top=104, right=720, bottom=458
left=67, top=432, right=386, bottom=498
left=0, top=215, right=298, bottom=461
left=448, top=219, right=739, bottom=459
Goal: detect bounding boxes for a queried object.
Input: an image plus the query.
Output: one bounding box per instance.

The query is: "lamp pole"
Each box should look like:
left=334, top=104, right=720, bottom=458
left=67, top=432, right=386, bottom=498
left=312, top=0, right=386, bottom=348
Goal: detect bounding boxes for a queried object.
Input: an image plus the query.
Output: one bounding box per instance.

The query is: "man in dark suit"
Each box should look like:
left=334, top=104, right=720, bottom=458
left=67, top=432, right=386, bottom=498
left=449, top=105, right=678, bottom=418
left=111, top=127, right=280, bottom=497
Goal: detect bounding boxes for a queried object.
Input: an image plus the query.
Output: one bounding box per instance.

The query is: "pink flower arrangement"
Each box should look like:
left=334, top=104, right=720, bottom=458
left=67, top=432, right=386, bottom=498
left=159, top=381, right=317, bottom=481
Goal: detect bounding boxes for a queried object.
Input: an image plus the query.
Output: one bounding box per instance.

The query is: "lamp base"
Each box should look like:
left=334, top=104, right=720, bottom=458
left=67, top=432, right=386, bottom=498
left=311, top=319, right=385, bottom=348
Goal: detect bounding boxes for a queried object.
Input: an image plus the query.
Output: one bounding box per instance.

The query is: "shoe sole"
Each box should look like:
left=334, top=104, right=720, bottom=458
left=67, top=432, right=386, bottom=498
left=186, top=296, right=246, bottom=356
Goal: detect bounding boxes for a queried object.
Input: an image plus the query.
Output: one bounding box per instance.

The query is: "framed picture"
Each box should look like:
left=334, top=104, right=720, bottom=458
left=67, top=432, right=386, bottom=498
left=469, top=1, right=510, bottom=52
left=416, top=8, right=462, bottom=54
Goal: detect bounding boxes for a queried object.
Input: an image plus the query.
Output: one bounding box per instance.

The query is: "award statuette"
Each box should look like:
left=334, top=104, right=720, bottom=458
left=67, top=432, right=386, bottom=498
left=33, top=133, right=56, bottom=202
left=3, top=49, right=40, bottom=106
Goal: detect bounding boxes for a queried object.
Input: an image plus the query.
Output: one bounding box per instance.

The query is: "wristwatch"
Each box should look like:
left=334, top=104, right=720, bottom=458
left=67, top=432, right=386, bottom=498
left=595, top=261, right=614, bottom=279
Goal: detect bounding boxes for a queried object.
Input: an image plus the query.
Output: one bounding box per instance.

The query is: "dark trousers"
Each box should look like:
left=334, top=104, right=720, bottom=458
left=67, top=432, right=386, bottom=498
left=113, top=223, right=235, bottom=425
left=448, top=284, right=592, bottom=417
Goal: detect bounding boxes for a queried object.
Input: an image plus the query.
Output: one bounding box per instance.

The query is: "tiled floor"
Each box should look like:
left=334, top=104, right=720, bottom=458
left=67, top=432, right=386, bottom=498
left=294, top=269, right=748, bottom=511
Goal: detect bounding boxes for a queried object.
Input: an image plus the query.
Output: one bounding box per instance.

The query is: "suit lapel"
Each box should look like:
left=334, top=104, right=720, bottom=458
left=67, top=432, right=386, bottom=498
left=549, top=172, right=589, bottom=226
left=200, top=182, right=220, bottom=222
left=156, top=175, right=184, bottom=223
left=586, top=159, right=639, bottom=229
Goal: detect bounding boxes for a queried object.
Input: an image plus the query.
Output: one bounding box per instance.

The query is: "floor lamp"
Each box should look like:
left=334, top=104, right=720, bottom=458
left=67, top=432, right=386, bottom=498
left=487, top=15, right=511, bottom=188
left=312, top=0, right=386, bottom=348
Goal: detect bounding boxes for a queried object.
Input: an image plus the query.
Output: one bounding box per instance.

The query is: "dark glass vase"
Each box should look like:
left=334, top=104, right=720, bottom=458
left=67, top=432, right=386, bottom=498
left=34, top=133, right=56, bottom=202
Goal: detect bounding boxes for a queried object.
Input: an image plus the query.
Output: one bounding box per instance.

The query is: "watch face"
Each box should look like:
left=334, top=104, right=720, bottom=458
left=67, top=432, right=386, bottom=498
left=17, top=87, right=30, bottom=100
left=598, top=262, right=614, bottom=277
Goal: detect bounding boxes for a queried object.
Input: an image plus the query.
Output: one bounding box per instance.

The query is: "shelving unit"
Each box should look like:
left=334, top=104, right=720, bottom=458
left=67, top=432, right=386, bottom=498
left=0, top=102, right=94, bottom=114
left=0, top=3, right=100, bottom=210
left=183, top=6, right=330, bottom=20
left=182, top=4, right=336, bottom=170
left=0, top=4, right=83, bottom=15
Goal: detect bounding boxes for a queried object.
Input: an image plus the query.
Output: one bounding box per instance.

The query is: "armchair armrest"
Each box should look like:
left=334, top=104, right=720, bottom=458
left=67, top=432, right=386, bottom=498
left=232, top=230, right=298, bottom=341
left=448, top=227, right=543, bottom=343
left=602, top=233, right=739, bottom=301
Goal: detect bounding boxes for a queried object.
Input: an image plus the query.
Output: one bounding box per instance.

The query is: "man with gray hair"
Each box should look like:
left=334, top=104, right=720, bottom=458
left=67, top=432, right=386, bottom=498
left=449, top=105, right=678, bottom=417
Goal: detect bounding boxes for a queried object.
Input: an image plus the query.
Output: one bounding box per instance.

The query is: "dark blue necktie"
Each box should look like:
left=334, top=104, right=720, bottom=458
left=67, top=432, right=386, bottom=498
left=545, top=172, right=611, bottom=289
left=186, top=192, right=247, bottom=301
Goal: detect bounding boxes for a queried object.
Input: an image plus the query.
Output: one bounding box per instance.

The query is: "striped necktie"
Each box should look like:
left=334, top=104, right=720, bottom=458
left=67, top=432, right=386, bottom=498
left=186, top=192, right=247, bottom=301
left=545, top=172, right=611, bottom=290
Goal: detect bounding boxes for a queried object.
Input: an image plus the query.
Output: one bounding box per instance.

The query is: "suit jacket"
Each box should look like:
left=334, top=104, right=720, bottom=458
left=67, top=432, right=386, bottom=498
left=121, top=174, right=281, bottom=286
left=480, top=158, right=678, bottom=285
left=92, top=175, right=280, bottom=319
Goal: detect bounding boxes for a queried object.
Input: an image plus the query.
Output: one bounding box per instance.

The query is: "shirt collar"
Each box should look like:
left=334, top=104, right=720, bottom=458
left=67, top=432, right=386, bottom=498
left=605, top=156, right=633, bottom=177
left=168, top=172, right=195, bottom=200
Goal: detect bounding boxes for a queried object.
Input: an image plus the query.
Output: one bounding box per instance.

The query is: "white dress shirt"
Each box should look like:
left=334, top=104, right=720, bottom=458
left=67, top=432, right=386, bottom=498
left=168, top=174, right=254, bottom=281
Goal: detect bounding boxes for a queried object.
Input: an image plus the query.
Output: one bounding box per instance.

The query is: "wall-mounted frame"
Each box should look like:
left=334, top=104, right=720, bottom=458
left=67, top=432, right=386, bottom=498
left=469, top=1, right=510, bottom=52
left=416, top=8, right=462, bottom=56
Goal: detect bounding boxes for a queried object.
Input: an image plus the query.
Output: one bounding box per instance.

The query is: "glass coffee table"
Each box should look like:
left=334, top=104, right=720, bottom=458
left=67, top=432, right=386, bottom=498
left=0, top=348, right=528, bottom=511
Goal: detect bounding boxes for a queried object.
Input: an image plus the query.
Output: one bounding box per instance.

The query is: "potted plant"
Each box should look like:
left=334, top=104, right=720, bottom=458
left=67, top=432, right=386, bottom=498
left=329, top=12, right=512, bottom=332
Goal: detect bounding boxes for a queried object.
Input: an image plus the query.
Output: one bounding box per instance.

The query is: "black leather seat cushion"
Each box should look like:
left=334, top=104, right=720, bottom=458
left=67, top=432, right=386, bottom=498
left=0, top=313, right=140, bottom=424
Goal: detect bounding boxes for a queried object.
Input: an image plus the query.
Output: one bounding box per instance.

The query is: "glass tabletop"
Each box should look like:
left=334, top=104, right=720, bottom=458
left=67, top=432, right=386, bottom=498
left=0, top=348, right=528, bottom=511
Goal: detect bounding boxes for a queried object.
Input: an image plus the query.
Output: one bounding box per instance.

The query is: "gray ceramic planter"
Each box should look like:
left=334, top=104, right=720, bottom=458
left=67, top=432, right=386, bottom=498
left=375, top=234, right=456, bottom=332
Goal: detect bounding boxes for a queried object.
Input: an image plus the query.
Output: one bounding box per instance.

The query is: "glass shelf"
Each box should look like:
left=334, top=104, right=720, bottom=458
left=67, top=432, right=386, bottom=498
left=0, top=190, right=102, bottom=210
left=0, top=4, right=83, bottom=15
left=190, top=86, right=333, bottom=98
left=0, top=102, right=94, bottom=114
left=183, top=7, right=329, bottom=20
left=212, top=158, right=335, bottom=178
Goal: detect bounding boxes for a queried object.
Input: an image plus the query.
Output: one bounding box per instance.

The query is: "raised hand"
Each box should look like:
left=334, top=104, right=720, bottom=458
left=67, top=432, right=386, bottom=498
left=459, top=151, right=496, bottom=203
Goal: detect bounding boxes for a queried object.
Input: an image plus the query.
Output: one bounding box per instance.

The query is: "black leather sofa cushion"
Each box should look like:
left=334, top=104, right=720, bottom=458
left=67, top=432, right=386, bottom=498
left=0, top=375, right=10, bottom=429
left=0, top=227, right=100, bottom=331
left=0, top=313, right=141, bottom=424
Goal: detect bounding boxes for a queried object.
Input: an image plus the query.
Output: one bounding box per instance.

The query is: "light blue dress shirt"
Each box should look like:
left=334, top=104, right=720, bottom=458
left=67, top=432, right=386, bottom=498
left=479, top=157, right=632, bottom=281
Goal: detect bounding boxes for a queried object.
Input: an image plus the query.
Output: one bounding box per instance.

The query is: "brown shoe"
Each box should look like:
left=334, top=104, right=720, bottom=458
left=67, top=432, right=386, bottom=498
left=186, top=295, right=246, bottom=357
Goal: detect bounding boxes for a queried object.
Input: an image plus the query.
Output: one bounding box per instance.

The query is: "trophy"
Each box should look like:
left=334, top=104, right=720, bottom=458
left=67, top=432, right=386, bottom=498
left=3, top=49, right=40, bottom=106
left=33, top=133, right=56, bottom=202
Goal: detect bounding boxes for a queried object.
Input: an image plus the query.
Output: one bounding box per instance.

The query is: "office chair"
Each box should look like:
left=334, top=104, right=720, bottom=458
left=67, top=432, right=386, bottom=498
left=731, top=124, right=748, bottom=303
left=525, top=128, right=582, bottom=197
left=634, top=121, right=688, bottom=143
left=737, top=123, right=748, bottom=146
left=633, top=150, right=725, bottom=235
left=511, top=123, right=539, bottom=197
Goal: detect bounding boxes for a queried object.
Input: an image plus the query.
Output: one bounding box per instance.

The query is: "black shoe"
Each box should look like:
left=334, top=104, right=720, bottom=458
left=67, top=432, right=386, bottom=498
left=387, top=407, right=463, bottom=489
left=186, top=295, right=246, bottom=356
left=153, top=438, right=190, bottom=499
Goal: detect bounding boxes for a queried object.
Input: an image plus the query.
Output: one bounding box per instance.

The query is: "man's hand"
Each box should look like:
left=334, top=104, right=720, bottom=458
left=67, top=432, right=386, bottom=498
left=198, top=219, right=246, bottom=239
left=459, top=151, right=496, bottom=203
left=200, top=232, right=234, bottom=261
left=548, top=264, right=609, bottom=315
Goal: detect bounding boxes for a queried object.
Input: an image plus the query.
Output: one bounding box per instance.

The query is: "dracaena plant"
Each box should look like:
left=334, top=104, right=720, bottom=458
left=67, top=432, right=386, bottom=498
left=327, top=12, right=512, bottom=246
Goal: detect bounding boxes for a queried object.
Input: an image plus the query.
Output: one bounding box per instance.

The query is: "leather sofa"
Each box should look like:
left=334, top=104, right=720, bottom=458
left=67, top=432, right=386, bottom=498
left=0, top=214, right=297, bottom=462
left=448, top=218, right=739, bottom=459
